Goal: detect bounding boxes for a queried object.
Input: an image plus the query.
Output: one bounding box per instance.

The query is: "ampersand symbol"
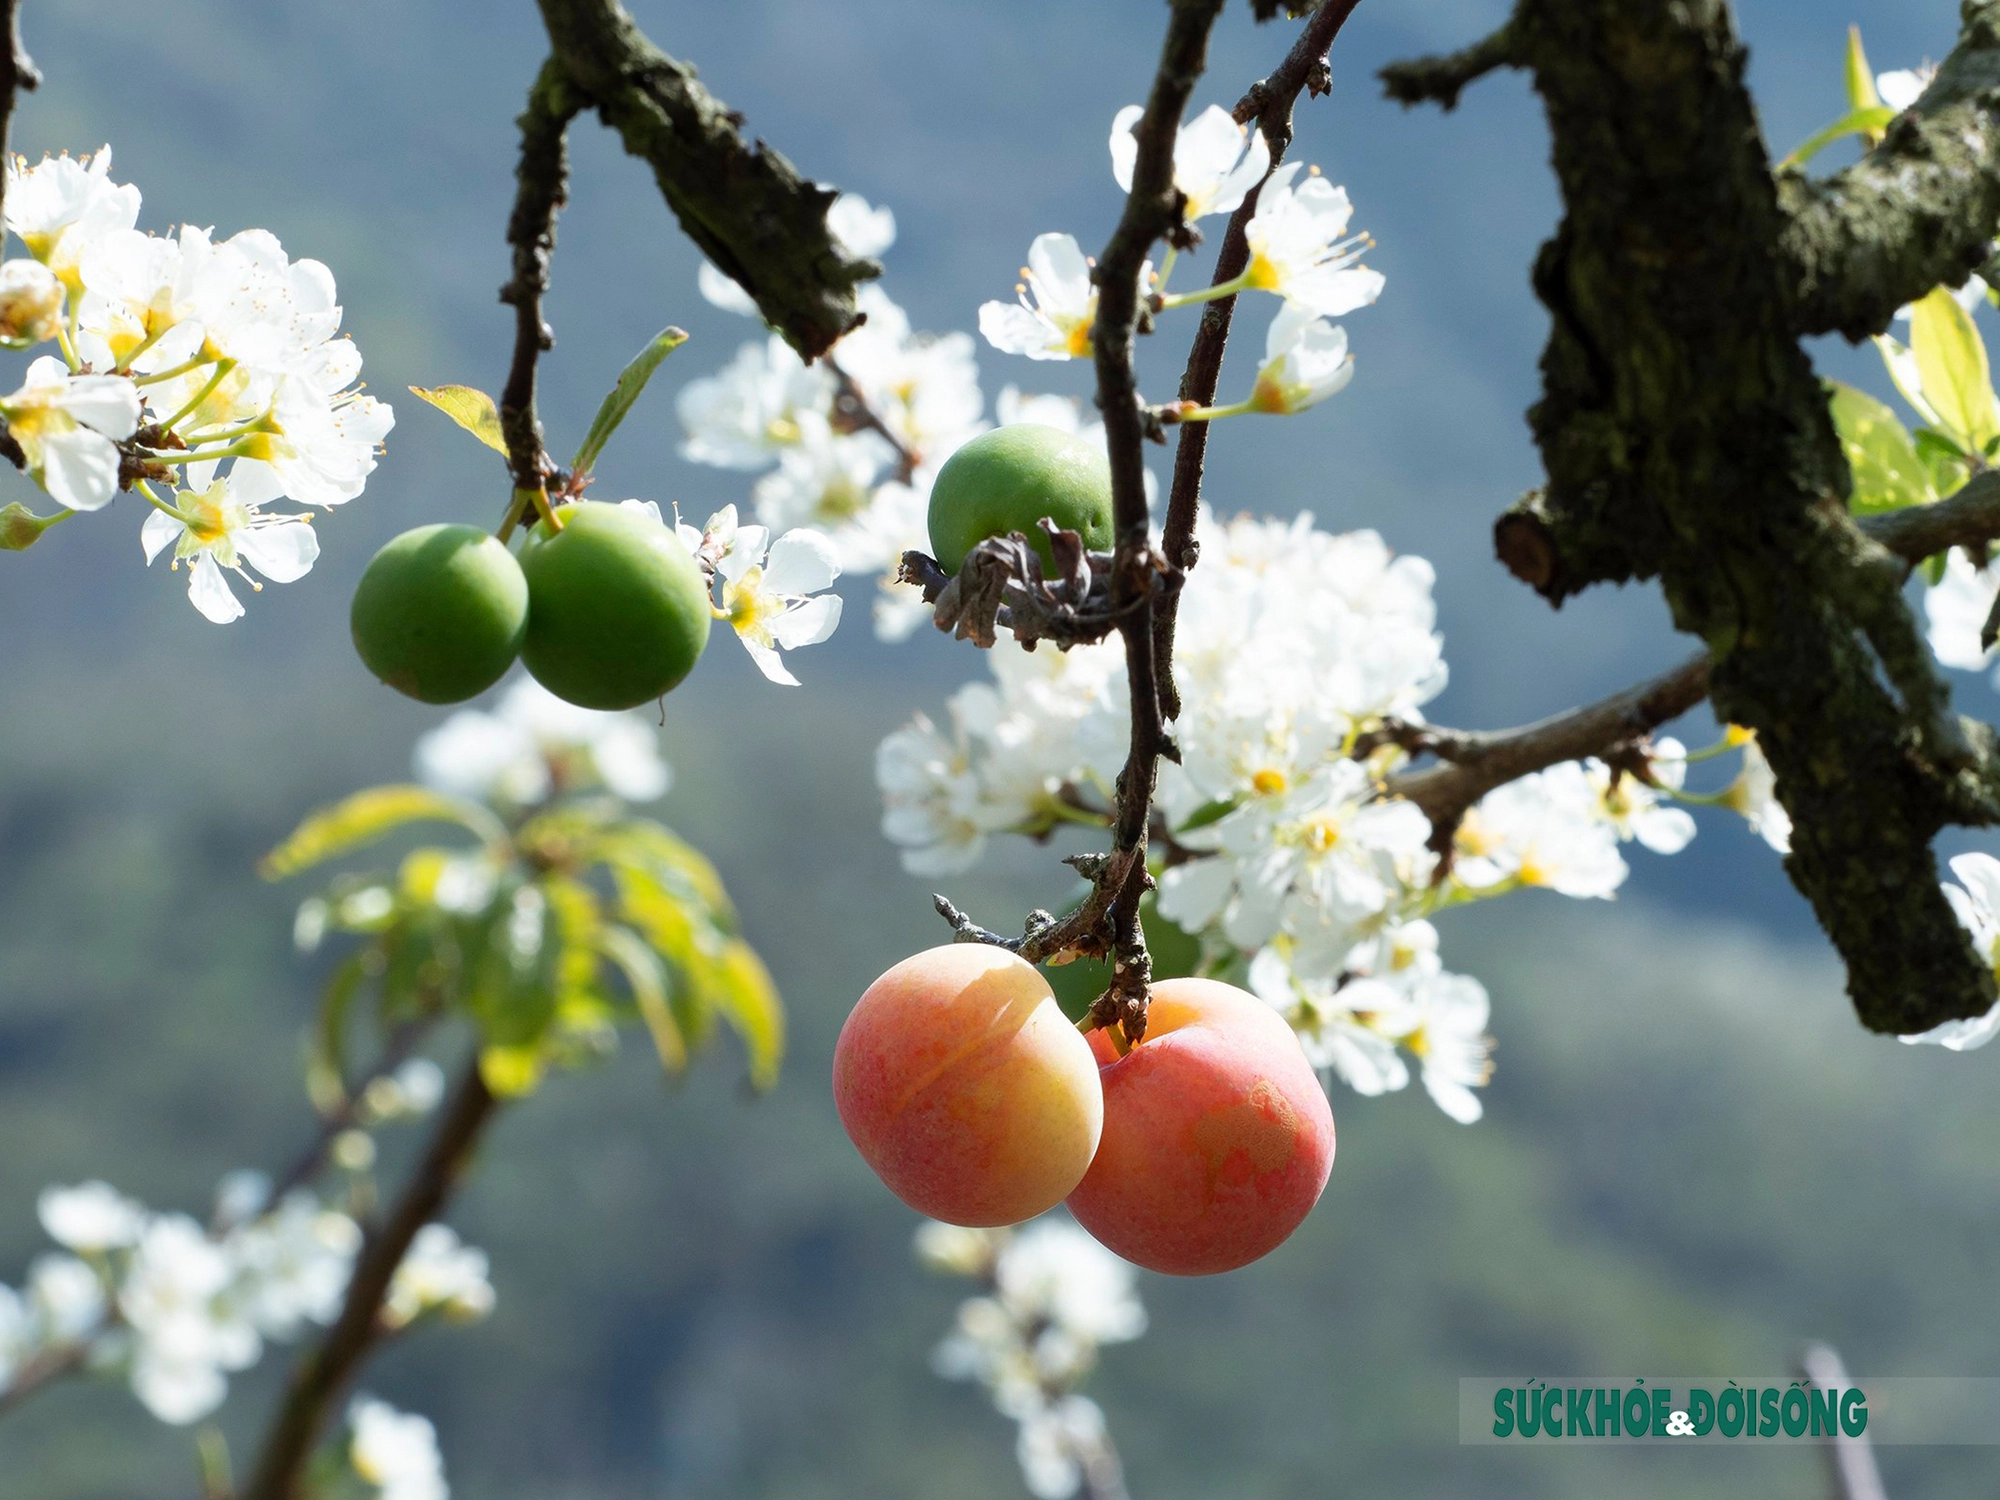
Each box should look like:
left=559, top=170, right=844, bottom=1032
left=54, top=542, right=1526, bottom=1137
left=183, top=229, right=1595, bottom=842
left=1664, top=1409, right=1696, bottom=1436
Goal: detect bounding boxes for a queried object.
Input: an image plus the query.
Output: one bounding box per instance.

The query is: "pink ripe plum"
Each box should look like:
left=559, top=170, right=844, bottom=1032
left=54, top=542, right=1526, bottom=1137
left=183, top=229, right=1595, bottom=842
left=834, top=944, right=1104, bottom=1227
left=1067, top=977, right=1335, bottom=1275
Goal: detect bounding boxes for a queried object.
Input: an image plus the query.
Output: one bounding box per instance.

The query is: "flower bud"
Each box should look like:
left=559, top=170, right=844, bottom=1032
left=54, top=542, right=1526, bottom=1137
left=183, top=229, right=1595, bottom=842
left=0, top=259, right=65, bottom=347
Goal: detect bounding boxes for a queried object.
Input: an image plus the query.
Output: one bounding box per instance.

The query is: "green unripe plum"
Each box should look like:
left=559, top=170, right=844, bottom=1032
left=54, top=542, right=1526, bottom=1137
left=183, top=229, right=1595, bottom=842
left=927, top=423, right=1113, bottom=573
left=350, top=524, right=529, bottom=704
left=519, top=501, right=711, bottom=711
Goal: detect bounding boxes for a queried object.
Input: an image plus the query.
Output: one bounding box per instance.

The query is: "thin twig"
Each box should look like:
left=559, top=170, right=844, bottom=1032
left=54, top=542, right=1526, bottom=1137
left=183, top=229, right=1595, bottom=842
left=931, top=3, right=1378, bottom=1037
left=1381, top=652, right=1712, bottom=854
left=245, top=1019, right=436, bottom=1228
left=496, top=58, right=580, bottom=535
left=827, top=356, right=919, bottom=484
left=1158, top=0, right=1365, bottom=719
left=238, top=1059, right=500, bottom=1500
left=0, top=1337, right=89, bottom=1421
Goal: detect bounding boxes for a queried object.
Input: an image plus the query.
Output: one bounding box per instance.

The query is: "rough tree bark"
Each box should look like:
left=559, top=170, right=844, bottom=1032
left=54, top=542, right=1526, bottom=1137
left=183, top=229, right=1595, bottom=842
left=1387, top=0, right=2000, bottom=1035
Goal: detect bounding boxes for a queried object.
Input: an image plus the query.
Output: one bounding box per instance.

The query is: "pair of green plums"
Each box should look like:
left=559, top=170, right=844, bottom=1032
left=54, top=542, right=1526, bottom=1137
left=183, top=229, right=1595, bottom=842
left=351, top=502, right=710, bottom=710
left=350, top=423, right=1114, bottom=711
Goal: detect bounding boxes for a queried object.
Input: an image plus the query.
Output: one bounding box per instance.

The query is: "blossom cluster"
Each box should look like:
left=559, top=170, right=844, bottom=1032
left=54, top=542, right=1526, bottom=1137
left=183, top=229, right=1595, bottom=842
left=916, top=1214, right=1144, bottom=1500
left=877, top=511, right=1796, bottom=1123
left=0, top=1066, right=493, bottom=1428
left=672, top=105, right=1379, bottom=646
left=0, top=145, right=391, bottom=619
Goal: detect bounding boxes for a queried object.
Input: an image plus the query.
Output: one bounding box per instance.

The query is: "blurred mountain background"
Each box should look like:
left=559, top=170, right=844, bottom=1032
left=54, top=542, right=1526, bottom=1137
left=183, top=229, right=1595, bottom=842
left=2, top=0, right=1993, bottom=1496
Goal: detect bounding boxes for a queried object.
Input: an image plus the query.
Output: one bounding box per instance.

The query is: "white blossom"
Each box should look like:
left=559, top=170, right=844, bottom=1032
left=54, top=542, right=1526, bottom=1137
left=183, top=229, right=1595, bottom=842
left=350, top=1396, right=449, bottom=1500
left=414, top=674, right=671, bottom=807
left=1722, top=731, right=1792, bottom=854
left=686, top=505, right=844, bottom=685
left=38, top=1181, right=145, bottom=1253
left=1241, top=162, right=1384, bottom=317
left=1108, top=103, right=1270, bottom=223
left=0, top=354, right=139, bottom=511
left=1877, top=64, right=1935, bottom=113
left=1924, top=548, right=2000, bottom=672
left=5, top=146, right=141, bottom=289
left=383, top=1223, right=494, bottom=1329
left=979, top=233, right=1099, bottom=361
left=1454, top=763, right=1629, bottom=899
left=140, top=465, right=320, bottom=623
left=0, top=257, right=63, bottom=345
left=1248, top=303, right=1354, bottom=414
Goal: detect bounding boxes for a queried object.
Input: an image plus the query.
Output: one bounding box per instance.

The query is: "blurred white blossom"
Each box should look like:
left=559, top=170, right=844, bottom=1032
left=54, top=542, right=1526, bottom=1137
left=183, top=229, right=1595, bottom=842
left=414, top=675, right=672, bottom=807
left=920, top=1215, right=1140, bottom=1500
left=350, top=1395, right=449, bottom=1500
left=383, top=1223, right=493, bottom=1329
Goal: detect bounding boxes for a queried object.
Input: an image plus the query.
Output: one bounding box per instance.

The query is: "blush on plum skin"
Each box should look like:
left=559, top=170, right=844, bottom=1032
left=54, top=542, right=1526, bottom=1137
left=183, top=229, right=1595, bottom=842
left=1066, top=977, right=1335, bottom=1276
left=833, top=945, right=1104, bottom=1228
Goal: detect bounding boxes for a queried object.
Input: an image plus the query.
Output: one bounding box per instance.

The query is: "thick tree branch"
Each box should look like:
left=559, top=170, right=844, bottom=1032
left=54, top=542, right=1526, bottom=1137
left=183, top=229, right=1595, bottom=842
left=1401, top=0, right=2000, bottom=1037
left=240, top=1060, right=499, bottom=1500
left=534, top=0, right=875, bottom=359
left=1782, top=0, right=2000, bottom=341
left=1413, top=474, right=2000, bottom=839
left=498, top=58, right=580, bottom=506
left=1156, top=0, right=1364, bottom=720
left=1378, top=24, right=1518, bottom=111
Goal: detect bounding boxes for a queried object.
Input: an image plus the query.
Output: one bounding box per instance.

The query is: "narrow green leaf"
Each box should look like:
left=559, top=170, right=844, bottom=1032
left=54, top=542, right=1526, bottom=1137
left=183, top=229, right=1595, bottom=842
left=597, top=923, right=686, bottom=1075
left=1176, top=796, right=1240, bottom=835
left=0, top=501, right=67, bottom=551
left=307, top=952, right=370, bottom=1115
left=711, top=938, right=784, bottom=1090
left=262, top=785, right=505, bottom=880
left=571, top=327, right=688, bottom=474
left=1844, top=26, right=1882, bottom=114
left=409, top=384, right=509, bottom=455
left=1826, top=380, right=1935, bottom=514
left=1909, top=287, right=2000, bottom=456
left=1779, top=105, right=1896, bottom=170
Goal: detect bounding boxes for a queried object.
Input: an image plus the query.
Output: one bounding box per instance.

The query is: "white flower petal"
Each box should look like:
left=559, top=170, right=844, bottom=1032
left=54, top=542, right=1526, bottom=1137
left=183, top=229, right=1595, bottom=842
left=741, top=637, right=800, bottom=686
left=762, top=528, right=841, bottom=595
left=771, top=591, right=843, bottom=649
left=237, top=519, right=320, bottom=583
left=187, top=552, right=245, bottom=623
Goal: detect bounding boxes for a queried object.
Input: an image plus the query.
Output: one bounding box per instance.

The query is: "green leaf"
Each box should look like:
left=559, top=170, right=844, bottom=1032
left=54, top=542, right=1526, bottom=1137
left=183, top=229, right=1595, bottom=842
left=307, top=953, right=370, bottom=1115
left=1908, top=287, right=2000, bottom=457
left=1844, top=26, right=1882, bottom=113
left=571, top=326, right=688, bottom=475
left=596, top=923, right=686, bottom=1075
left=1826, top=380, right=1935, bottom=514
left=0, top=501, right=67, bottom=551
left=711, top=939, right=784, bottom=1090
left=263, top=785, right=504, bottom=880
left=1915, top=428, right=1973, bottom=499
left=1779, top=105, right=1897, bottom=170
left=409, top=384, right=509, bottom=455
left=1175, top=796, right=1240, bottom=835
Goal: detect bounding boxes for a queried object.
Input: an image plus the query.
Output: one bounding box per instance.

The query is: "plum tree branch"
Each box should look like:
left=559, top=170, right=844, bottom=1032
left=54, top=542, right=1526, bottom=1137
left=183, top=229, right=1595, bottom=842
left=239, top=1059, right=500, bottom=1500
left=1386, top=0, right=2000, bottom=1036
left=532, top=0, right=877, bottom=360
left=930, top=4, right=1376, bottom=1039
left=1782, top=0, right=2000, bottom=341
left=497, top=57, right=581, bottom=511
